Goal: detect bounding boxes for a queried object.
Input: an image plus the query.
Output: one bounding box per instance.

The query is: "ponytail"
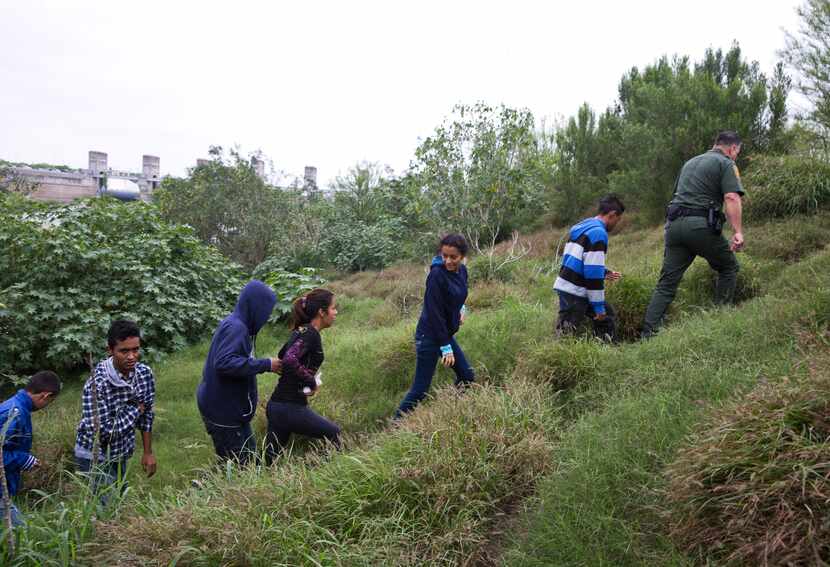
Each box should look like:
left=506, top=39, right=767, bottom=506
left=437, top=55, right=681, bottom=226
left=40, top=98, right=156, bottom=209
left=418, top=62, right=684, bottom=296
left=290, top=288, right=335, bottom=330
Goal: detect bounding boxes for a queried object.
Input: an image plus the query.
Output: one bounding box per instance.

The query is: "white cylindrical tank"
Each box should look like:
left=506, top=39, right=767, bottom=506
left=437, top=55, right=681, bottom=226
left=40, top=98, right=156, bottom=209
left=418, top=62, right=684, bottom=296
left=100, top=178, right=141, bottom=201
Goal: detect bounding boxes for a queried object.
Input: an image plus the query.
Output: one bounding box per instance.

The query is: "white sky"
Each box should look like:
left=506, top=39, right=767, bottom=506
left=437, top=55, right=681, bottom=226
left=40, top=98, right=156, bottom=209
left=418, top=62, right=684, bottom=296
left=0, top=0, right=804, bottom=186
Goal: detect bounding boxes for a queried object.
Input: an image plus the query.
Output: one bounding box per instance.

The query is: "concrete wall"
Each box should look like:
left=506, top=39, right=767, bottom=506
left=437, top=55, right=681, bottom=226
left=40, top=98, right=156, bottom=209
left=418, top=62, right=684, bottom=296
left=23, top=169, right=98, bottom=203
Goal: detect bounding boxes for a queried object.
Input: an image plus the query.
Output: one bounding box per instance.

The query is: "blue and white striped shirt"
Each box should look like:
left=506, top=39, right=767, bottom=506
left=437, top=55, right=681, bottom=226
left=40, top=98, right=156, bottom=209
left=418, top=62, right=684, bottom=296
left=553, top=217, right=609, bottom=314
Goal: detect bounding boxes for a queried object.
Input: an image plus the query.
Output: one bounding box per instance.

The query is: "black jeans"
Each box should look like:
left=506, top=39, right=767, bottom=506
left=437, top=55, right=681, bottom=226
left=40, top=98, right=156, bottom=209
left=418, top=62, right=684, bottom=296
left=201, top=417, right=257, bottom=466
left=265, top=400, right=341, bottom=463
left=555, top=291, right=616, bottom=341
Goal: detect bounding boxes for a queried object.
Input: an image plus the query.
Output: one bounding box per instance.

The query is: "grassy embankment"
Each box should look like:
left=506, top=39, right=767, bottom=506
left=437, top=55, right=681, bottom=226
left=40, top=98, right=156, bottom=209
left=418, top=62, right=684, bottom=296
left=6, top=213, right=830, bottom=565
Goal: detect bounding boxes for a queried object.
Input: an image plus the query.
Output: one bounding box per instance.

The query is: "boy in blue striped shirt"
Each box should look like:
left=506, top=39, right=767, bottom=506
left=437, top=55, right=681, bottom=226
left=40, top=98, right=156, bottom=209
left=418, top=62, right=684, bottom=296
left=553, top=194, right=625, bottom=341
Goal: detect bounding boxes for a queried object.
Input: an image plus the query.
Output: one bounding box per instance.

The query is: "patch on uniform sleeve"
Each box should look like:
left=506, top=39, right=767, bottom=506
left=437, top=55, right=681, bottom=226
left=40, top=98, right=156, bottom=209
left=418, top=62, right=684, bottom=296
left=733, top=164, right=741, bottom=180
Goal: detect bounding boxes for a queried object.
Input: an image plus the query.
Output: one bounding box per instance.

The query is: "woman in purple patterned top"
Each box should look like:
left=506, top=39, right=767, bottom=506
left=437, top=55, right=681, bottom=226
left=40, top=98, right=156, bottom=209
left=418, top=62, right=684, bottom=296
left=265, top=288, right=340, bottom=463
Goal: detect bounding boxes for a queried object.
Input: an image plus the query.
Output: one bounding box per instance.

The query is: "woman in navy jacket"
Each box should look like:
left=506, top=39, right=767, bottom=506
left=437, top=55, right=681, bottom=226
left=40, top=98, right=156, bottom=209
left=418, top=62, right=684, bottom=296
left=394, top=234, right=475, bottom=418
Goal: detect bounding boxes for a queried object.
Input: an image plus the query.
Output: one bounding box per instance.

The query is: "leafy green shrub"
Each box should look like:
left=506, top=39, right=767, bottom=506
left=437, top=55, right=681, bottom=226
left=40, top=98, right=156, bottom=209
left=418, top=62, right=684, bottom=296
left=664, top=367, right=830, bottom=565
left=321, top=217, right=404, bottom=272
left=253, top=264, right=326, bottom=321
left=0, top=196, right=243, bottom=376
left=744, top=154, right=830, bottom=219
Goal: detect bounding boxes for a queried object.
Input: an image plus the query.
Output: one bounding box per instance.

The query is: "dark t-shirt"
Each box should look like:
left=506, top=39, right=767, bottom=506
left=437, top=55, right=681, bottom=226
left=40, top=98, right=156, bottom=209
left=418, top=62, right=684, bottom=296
left=670, top=148, right=745, bottom=211
left=270, top=326, right=323, bottom=405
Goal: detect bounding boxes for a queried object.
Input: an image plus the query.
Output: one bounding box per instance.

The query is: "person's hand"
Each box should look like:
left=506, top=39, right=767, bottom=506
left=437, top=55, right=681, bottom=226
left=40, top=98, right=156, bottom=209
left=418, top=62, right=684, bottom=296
left=142, top=453, right=157, bottom=477
left=605, top=270, right=622, bottom=281
left=270, top=357, right=282, bottom=373
left=441, top=353, right=456, bottom=367
left=137, top=402, right=146, bottom=414
left=730, top=232, right=744, bottom=252
left=594, top=312, right=608, bottom=321
left=31, top=457, right=41, bottom=470
left=459, top=312, right=466, bottom=326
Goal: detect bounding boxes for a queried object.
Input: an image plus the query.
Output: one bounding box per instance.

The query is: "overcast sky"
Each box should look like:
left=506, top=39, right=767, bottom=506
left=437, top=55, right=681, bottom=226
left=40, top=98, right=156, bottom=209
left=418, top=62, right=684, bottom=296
left=0, top=0, right=804, bottom=186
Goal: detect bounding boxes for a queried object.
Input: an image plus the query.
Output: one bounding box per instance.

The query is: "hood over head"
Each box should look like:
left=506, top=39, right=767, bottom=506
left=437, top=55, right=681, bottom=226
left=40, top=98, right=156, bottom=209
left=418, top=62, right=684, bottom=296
left=234, top=280, right=277, bottom=335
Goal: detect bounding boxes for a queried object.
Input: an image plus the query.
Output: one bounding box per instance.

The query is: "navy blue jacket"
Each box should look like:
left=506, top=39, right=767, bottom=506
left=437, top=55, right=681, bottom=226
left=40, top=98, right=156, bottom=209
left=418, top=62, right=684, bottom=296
left=415, top=256, right=468, bottom=346
left=197, top=280, right=277, bottom=427
left=0, top=390, right=38, bottom=497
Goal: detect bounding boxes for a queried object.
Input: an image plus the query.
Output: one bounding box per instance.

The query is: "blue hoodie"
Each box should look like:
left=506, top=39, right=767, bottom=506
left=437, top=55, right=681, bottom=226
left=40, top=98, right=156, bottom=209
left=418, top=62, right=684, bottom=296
left=415, top=256, right=468, bottom=347
left=0, top=390, right=38, bottom=497
left=197, top=280, right=277, bottom=427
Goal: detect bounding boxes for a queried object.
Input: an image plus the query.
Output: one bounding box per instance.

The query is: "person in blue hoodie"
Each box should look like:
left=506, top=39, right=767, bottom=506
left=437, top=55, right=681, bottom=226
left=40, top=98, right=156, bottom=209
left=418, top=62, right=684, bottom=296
left=0, top=370, right=61, bottom=527
left=197, top=280, right=281, bottom=465
left=394, top=234, right=474, bottom=418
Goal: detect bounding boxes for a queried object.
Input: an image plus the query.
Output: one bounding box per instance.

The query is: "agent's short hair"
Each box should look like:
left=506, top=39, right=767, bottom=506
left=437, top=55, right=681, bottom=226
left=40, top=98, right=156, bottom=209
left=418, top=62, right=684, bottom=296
left=107, top=319, right=141, bottom=348
left=714, top=130, right=742, bottom=146
left=597, top=194, right=625, bottom=215
left=26, top=371, right=61, bottom=395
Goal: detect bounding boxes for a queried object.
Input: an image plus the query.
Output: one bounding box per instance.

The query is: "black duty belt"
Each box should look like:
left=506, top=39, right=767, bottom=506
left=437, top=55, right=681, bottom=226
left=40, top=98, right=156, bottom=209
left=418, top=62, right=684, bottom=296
left=673, top=206, right=708, bottom=218
left=666, top=205, right=708, bottom=221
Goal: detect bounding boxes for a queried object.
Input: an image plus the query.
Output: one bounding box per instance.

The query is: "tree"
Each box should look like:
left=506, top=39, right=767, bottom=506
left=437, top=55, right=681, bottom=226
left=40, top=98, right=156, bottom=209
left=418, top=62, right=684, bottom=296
left=155, top=146, right=286, bottom=269
left=782, top=0, right=830, bottom=131
left=411, top=103, right=546, bottom=252
left=0, top=164, right=38, bottom=196
left=552, top=44, right=788, bottom=222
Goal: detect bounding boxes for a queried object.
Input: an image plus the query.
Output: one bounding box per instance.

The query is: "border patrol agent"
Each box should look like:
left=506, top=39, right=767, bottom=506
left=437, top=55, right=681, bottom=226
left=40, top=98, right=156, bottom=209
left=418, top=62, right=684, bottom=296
left=642, top=131, right=745, bottom=337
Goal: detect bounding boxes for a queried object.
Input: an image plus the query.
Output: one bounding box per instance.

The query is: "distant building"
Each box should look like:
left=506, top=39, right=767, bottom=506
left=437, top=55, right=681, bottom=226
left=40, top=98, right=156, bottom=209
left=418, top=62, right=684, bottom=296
left=9, top=151, right=161, bottom=203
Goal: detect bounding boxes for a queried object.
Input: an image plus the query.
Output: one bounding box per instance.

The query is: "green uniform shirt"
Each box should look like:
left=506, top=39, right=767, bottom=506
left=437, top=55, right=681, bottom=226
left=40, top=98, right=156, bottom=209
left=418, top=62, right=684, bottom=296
left=670, top=148, right=745, bottom=211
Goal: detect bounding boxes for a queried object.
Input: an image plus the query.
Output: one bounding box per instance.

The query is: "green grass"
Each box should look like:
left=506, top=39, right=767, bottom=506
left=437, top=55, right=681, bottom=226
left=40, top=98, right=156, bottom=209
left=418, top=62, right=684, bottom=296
left=6, top=212, right=830, bottom=565
left=502, top=246, right=830, bottom=566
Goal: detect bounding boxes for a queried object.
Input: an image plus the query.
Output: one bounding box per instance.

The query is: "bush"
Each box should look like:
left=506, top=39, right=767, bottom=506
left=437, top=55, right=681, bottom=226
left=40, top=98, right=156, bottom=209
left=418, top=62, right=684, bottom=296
left=466, top=253, right=518, bottom=284
left=747, top=214, right=830, bottom=262
left=0, top=196, right=243, bottom=376
left=513, top=339, right=609, bottom=392
left=252, top=263, right=326, bottom=321
left=321, top=217, right=403, bottom=272
left=678, top=254, right=764, bottom=308
left=664, top=366, right=830, bottom=565
left=744, top=154, right=830, bottom=219
left=605, top=274, right=655, bottom=340
left=466, top=281, right=515, bottom=310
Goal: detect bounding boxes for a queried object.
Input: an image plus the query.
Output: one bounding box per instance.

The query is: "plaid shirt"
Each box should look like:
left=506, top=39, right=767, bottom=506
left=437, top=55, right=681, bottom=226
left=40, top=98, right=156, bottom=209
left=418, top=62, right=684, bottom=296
left=74, top=360, right=155, bottom=462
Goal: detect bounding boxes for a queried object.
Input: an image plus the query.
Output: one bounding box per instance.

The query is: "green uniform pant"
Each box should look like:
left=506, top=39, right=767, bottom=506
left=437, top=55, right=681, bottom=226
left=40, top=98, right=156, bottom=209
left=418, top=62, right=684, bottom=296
left=642, top=216, right=739, bottom=334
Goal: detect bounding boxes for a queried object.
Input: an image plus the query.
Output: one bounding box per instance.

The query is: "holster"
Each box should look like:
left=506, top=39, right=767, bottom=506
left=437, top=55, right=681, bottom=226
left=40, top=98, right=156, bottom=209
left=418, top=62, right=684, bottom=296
left=666, top=204, right=682, bottom=221
left=707, top=207, right=726, bottom=235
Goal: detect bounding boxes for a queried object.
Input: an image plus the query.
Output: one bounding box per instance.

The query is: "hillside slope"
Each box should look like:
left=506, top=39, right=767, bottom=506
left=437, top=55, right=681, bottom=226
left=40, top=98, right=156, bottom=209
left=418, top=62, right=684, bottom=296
left=7, top=213, right=830, bottom=566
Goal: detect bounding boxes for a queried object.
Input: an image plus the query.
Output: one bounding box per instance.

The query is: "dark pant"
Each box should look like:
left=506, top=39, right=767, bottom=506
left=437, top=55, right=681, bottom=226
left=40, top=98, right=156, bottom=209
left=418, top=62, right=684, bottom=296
left=555, top=291, right=616, bottom=341
left=642, top=216, right=739, bottom=335
left=265, top=401, right=341, bottom=463
left=394, top=333, right=475, bottom=418
left=75, top=456, right=130, bottom=504
left=201, top=417, right=257, bottom=466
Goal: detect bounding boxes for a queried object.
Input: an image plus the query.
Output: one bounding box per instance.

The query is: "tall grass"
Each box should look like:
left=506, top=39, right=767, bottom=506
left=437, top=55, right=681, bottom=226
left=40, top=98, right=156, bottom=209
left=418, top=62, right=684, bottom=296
left=82, top=379, right=558, bottom=566
left=502, top=247, right=830, bottom=566
left=664, top=342, right=830, bottom=565
left=8, top=212, right=830, bottom=565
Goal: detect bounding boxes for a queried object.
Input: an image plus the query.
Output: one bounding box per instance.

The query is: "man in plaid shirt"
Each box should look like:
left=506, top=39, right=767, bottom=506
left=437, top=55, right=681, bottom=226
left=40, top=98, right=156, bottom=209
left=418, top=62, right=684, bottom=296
left=74, top=320, right=156, bottom=490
